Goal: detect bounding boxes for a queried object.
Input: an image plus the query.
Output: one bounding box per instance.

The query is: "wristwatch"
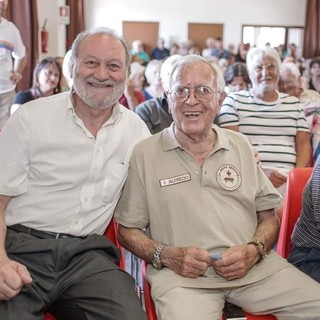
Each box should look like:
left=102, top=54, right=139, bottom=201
left=247, top=238, right=268, bottom=263
left=151, top=243, right=167, bottom=270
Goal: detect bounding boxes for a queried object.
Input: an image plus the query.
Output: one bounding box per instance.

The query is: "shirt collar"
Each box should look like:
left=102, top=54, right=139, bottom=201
left=67, top=90, right=124, bottom=126
left=161, top=122, right=230, bottom=153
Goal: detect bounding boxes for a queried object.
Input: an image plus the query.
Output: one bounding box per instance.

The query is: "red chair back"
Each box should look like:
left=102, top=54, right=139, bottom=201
left=277, top=167, right=313, bottom=258
left=141, top=261, right=276, bottom=320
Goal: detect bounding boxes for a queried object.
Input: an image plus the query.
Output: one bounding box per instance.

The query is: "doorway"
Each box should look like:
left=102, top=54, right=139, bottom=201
left=123, top=21, right=159, bottom=55
left=188, top=23, right=224, bottom=53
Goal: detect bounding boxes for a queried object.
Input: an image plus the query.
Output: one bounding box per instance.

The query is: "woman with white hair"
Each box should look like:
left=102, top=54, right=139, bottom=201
left=218, top=46, right=311, bottom=218
left=279, top=61, right=320, bottom=161
left=279, top=62, right=320, bottom=126
left=118, top=62, right=145, bottom=110
left=142, top=59, right=164, bottom=100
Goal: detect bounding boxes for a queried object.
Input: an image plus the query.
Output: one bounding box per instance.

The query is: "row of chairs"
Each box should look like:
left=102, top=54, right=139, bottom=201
left=45, top=167, right=312, bottom=320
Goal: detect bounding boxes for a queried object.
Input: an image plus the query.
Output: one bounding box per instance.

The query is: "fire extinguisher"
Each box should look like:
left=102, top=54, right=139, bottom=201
left=41, top=19, right=48, bottom=53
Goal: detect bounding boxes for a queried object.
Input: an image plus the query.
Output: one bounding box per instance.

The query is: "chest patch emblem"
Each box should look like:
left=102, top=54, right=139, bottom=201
left=159, top=173, right=191, bottom=187
left=217, top=164, right=241, bottom=191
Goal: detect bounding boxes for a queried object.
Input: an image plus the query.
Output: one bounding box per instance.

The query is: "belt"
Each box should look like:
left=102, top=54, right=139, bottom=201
left=8, top=224, right=81, bottom=239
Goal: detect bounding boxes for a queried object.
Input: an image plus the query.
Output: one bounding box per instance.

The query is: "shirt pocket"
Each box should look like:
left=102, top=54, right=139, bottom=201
left=102, top=160, right=129, bottom=203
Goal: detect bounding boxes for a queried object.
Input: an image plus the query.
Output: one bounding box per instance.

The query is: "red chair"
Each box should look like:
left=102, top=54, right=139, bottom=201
left=277, top=167, right=313, bottom=258
left=44, top=217, right=124, bottom=320
left=141, top=261, right=275, bottom=320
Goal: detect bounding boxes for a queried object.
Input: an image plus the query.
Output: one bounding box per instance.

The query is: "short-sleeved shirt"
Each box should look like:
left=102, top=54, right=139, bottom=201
left=13, top=89, right=34, bottom=105
left=115, top=123, right=290, bottom=299
left=0, top=91, right=150, bottom=235
left=218, top=89, right=309, bottom=169
left=0, top=18, right=26, bottom=94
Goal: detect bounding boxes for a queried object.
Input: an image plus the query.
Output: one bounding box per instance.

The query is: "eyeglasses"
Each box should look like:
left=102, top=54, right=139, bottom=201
left=253, top=64, right=277, bottom=73
left=169, top=85, right=220, bottom=103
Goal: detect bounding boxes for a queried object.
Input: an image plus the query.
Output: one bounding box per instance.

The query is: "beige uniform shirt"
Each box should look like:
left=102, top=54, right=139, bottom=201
left=116, top=123, right=290, bottom=299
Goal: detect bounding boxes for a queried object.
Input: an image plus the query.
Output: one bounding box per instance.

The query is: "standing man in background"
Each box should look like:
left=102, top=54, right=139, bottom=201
left=0, top=0, right=27, bottom=129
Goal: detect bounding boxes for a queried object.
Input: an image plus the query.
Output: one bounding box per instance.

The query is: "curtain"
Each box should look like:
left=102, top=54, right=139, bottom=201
left=303, top=0, right=320, bottom=58
left=66, top=0, right=85, bottom=50
left=8, top=0, right=38, bottom=91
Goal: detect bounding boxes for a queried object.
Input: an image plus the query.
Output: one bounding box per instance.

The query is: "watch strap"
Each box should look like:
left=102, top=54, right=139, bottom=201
left=152, top=243, right=167, bottom=269
left=247, top=238, right=268, bottom=263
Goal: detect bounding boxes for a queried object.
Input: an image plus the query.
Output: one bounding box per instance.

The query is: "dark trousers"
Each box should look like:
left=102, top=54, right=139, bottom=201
left=288, top=246, right=320, bottom=283
left=0, top=229, right=146, bottom=320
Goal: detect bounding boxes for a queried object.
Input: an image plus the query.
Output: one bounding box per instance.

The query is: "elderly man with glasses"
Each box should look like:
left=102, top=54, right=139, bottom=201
left=115, top=54, right=320, bottom=320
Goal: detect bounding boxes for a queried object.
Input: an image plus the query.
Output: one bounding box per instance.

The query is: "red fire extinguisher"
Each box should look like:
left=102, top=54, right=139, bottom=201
left=41, top=19, right=48, bottom=53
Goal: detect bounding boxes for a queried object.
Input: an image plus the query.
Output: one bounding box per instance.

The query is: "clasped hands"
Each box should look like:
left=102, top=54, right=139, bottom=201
left=161, top=245, right=258, bottom=281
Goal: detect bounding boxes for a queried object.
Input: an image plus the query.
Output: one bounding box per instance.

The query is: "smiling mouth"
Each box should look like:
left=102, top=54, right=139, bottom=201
left=89, top=82, right=113, bottom=88
left=184, top=111, right=202, bottom=118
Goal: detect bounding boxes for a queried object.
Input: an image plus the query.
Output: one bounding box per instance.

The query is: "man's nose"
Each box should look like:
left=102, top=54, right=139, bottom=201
left=185, top=88, right=198, bottom=104
left=95, top=65, right=110, bottom=80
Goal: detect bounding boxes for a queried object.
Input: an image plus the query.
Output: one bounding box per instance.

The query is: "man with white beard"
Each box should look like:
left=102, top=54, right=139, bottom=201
left=0, top=27, right=149, bottom=320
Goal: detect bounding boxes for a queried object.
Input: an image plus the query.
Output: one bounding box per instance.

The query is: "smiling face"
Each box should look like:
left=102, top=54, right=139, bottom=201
left=37, top=63, right=61, bottom=93
left=72, top=33, right=127, bottom=110
left=279, top=70, right=300, bottom=97
left=249, top=56, right=279, bottom=96
left=229, top=76, right=247, bottom=92
left=169, top=60, right=223, bottom=141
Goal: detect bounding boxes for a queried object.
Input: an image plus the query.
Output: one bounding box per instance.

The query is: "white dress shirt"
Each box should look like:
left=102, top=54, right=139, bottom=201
left=0, top=91, right=150, bottom=235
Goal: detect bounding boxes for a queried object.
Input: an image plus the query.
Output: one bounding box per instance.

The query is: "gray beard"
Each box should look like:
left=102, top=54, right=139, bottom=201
left=73, top=79, right=125, bottom=110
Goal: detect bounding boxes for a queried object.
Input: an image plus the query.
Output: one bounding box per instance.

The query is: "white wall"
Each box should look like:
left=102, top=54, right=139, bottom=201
left=37, top=0, right=66, bottom=58
left=83, top=0, right=306, bottom=49
left=36, top=0, right=306, bottom=57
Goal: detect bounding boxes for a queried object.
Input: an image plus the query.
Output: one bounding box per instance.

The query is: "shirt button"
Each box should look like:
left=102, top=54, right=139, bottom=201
left=195, top=170, right=200, bottom=175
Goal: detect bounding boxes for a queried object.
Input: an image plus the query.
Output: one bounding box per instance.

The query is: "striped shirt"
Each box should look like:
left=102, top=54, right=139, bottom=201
left=291, top=157, right=320, bottom=248
left=218, top=89, right=309, bottom=169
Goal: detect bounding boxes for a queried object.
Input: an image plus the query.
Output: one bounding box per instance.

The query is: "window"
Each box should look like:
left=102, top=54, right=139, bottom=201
left=242, top=25, right=304, bottom=57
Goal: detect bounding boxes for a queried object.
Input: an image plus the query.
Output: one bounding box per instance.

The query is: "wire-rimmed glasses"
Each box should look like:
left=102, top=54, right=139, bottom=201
left=169, top=85, right=220, bottom=103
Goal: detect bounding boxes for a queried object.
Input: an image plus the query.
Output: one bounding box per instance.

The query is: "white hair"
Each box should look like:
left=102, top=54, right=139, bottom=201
left=246, top=47, right=282, bottom=73
left=160, top=54, right=183, bottom=92
left=169, top=54, right=225, bottom=93
left=62, top=50, right=73, bottom=88
left=280, top=62, right=301, bottom=78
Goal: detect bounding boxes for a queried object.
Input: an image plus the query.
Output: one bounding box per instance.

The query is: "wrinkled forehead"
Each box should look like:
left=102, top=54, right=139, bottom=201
left=280, top=69, right=296, bottom=79
left=171, top=61, right=214, bottom=86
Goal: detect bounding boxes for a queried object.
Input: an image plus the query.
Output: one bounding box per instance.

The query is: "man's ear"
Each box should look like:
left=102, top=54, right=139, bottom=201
left=218, top=91, right=226, bottom=105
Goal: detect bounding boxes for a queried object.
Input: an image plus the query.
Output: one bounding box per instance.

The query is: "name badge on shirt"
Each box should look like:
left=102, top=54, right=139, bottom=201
left=159, top=173, right=191, bottom=187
